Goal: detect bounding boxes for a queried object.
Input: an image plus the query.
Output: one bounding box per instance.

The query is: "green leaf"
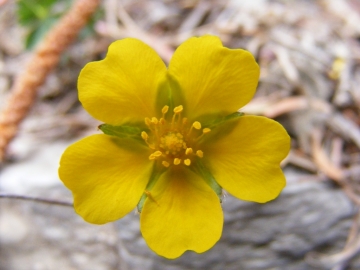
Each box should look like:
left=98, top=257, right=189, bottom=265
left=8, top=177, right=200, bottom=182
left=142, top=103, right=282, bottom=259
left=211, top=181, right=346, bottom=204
left=25, top=17, right=58, bottom=49
left=17, top=0, right=58, bottom=24
left=17, top=0, right=74, bottom=50
left=99, top=124, right=144, bottom=141
left=192, top=160, right=223, bottom=202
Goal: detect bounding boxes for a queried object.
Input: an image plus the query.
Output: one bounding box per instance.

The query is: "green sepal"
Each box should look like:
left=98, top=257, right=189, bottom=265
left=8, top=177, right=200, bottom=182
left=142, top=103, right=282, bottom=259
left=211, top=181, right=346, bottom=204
left=192, top=160, right=223, bottom=202
left=137, top=164, right=166, bottom=213
left=99, top=124, right=144, bottom=142
left=166, top=73, right=187, bottom=116
left=137, top=193, right=147, bottom=213
left=204, top=112, right=244, bottom=130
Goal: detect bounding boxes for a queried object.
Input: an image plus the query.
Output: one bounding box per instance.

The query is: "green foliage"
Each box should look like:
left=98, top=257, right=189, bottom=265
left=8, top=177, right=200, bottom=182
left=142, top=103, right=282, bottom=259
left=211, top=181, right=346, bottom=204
left=17, top=0, right=59, bottom=24
left=25, top=17, right=58, bottom=49
left=17, top=0, right=102, bottom=50
left=17, top=0, right=71, bottom=49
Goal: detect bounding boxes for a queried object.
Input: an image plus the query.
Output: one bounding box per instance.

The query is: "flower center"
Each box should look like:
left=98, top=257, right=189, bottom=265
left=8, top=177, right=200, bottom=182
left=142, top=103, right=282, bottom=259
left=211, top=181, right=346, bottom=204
left=141, top=105, right=210, bottom=168
left=160, top=132, right=186, bottom=155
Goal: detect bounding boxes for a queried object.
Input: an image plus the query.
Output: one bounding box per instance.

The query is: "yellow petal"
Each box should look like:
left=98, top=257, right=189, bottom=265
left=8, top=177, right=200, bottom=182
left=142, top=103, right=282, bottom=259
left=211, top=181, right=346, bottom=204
left=168, top=35, right=259, bottom=121
left=78, top=38, right=167, bottom=125
left=58, top=134, right=152, bottom=224
left=202, top=115, right=290, bottom=203
left=140, top=167, right=223, bottom=259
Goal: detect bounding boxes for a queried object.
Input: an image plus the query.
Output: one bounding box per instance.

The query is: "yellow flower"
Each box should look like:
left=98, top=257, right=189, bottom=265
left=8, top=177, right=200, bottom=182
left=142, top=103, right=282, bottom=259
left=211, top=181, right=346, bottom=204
left=58, top=36, right=290, bottom=259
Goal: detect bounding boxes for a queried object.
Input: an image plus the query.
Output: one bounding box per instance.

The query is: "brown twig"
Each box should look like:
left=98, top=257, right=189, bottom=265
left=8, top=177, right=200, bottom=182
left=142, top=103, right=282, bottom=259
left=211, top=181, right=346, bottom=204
left=242, top=96, right=333, bottom=118
left=0, top=0, right=100, bottom=162
left=96, top=0, right=174, bottom=63
left=281, top=150, right=318, bottom=173
left=0, top=193, right=73, bottom=207
left=311, top=128, right=344, bottom=183
left=311, top=128, right=360, bottom=205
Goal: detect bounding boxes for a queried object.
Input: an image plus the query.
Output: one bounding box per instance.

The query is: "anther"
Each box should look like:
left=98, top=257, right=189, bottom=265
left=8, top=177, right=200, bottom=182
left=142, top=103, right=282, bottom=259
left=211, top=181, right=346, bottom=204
left=184, top=159, right=191, bottom=166
left=151, top=117, right=159, bottom=124
left=162, top=161, right=170, bottom=168
left=144, top=190, right=159, bottom=206
left=145, top=117, right=151, bottom=126
left=142, top=130, right=155, bottom=149
left=141, top=131, right=148, bottom=140
left=193, top=121, right=201, bottom=130
left=196, top=150, right=204, bottom=158
left=153, top=151, right=162, bottom=157
left=196, top=127, right=212, bottom=141
left=203, top=128, right=211, bottom=134
left=185, top=148, right=193, bottom=155
left=149, top=151, right=162, bottom=160
left=173, top=105, right=183, bottom=113
left=174, top=158, right=181, bottom=165
left=162, top=105, right=169, bottom=114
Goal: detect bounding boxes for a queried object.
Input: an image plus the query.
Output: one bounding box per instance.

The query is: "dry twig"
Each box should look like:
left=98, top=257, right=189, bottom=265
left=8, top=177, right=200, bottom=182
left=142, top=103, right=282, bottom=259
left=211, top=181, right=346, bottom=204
left=242, top=96, right=332, bottom=118
left=96, top=0, right=174, bottom=63
left=0, top=192, right=73, bottom=207
left=311, top=128, right=344, bottom=183
left=0, top=0, right=100, bottom=162
left=311, top=128, right=360, bottom=206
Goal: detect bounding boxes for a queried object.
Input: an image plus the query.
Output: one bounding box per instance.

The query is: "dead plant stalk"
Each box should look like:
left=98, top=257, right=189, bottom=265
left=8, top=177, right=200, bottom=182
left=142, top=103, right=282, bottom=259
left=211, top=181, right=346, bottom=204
left=0, top=0, right=100, bottom=162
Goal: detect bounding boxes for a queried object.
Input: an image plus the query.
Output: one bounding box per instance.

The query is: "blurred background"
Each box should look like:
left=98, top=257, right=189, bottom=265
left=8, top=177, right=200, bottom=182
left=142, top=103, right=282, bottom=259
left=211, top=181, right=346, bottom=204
left=1, top=0, right=360, bottom=269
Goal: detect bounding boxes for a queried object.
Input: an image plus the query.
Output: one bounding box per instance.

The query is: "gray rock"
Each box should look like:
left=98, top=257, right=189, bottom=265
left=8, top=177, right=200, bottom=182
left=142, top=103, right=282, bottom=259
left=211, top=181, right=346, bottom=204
left=115, top=181, right=354, bottom=270
left=0, top=181, right=356, bottom=270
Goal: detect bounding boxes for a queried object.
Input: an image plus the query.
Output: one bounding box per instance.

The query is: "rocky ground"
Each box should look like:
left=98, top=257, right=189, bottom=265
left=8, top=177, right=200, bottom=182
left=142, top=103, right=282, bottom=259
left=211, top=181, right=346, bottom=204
left=1, top=0, right=360, bottom=269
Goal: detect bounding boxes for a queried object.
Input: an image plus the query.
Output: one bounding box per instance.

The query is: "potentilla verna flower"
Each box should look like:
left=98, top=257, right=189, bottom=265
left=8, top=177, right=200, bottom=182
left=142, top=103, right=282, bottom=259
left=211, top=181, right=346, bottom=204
left=58, top=35, right=290, bottom=259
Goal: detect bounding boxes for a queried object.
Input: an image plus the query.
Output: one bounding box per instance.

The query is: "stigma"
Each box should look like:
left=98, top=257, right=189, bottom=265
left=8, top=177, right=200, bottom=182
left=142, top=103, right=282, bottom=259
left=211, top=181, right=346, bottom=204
left=141, top=105, right=210, bottom=168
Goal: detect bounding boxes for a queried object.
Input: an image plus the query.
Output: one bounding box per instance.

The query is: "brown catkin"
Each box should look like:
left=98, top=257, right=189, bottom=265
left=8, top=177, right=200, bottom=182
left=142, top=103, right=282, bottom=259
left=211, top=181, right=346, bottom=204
left=0, top=0, right=100, bottom=162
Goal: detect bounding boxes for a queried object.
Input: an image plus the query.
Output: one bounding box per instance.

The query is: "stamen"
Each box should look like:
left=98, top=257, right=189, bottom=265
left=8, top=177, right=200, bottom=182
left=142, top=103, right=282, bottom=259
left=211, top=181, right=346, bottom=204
left=151, top=117, right=159, bottom=125
left=153, top=151, right=162, bottom=157
left=185, top=148, right=193, bottom=155
left=145, top=117, right=151, bottom=126
left=161, top=105, right=169, bottom=120
left=196, top=150, right=204, bottom=158
left=149, top=151, right=163, bottom=160
left=144, top=190, right=159, bottom=206
left=196, top=127, right=212, bottom=141
left=141, top=131, right=148, bottom=140
left=187, top=121, right=202, bottom=137
left=193, top=121, right=201, bottom=130
left=162, top=105, right=169, bottom=114
left=162, top=161, right=170, bottom=167
left=142, top=131, right=155, bottom=149
left=171, top=105, right=183, bottom=128
left=174, top=158, right=181, bottom=165
left=143, top=105, right=201, bottom=168
left=173, top=105, right=183, bottom=113
left=203, top=128, right=211, bottom=134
